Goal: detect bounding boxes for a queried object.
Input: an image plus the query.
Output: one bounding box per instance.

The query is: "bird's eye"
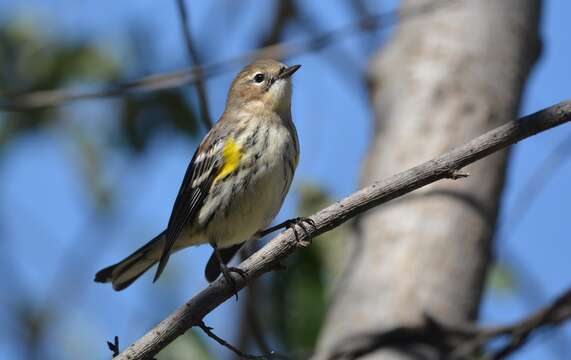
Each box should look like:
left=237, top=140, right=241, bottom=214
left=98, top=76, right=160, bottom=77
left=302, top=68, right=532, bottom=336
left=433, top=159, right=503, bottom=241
left=254, top=73, right=265, bottom=83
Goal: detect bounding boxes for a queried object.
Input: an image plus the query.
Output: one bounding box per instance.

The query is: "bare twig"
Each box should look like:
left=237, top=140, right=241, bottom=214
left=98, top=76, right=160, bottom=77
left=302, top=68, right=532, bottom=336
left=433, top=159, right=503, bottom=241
left=175, top=0, right=212, bottom=129
left=449, top=170, right=470, bottom=179
left=0, top=0, right=459, bottom=111
left=112, top=101, right=571, bottom=360
left=107, top=336, right=157, bottom=360
left=107, top=336, right=120, bottom=357
left=197, top=321, right=267, bottom=360
left=329, top=285, right=571, bottom=360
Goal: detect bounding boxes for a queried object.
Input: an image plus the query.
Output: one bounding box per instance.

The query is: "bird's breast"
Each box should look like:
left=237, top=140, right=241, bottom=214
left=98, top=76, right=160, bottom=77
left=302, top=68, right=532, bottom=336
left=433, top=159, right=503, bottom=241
left=197, top=120, right=298, bottom=247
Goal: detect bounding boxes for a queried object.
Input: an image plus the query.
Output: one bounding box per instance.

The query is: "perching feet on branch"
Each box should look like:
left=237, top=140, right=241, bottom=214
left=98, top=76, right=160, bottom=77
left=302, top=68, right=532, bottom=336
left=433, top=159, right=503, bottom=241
left=260, top=217, right=316, bottom=246
left=211, top=243, right=247, bottom=300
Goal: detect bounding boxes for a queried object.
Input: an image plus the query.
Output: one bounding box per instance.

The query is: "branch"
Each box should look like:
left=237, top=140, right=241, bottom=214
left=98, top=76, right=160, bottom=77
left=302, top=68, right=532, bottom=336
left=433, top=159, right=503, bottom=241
left=175, top=0, right=212, bottom=129
left=0, top=0, right=458, bottom=111
left=113, top=101, right=571, bottom=359
left=329, top=285, right=571, bottom=360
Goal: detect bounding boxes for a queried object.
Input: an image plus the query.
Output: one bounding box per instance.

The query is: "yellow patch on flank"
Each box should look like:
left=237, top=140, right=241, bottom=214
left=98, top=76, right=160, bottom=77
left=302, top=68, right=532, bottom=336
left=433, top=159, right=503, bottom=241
left=214, top=138, right=243, bottom=183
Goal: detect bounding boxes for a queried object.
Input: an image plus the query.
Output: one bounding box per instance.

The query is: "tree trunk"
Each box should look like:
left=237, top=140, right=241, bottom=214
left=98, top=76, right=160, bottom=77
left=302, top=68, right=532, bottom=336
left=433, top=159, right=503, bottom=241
left=315, top=0, right=541, bottom=358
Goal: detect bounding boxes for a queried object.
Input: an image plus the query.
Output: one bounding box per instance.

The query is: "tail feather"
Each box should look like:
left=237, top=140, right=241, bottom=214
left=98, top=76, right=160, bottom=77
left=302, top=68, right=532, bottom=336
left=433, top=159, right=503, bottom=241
left=94, top=230, right=166, bottom=291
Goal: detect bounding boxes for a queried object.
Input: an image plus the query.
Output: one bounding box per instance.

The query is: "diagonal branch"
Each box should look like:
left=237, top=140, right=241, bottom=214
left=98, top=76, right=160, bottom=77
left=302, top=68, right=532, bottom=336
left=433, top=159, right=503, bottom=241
left=175, top=0, right=212, bottom=129
left=113, top=100, right=571, bottom=359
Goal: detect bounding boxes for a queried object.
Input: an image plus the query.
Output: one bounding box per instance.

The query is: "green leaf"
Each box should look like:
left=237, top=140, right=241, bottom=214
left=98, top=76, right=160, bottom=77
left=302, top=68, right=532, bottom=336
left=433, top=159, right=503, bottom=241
left=487, top=262, right=518, bottom=295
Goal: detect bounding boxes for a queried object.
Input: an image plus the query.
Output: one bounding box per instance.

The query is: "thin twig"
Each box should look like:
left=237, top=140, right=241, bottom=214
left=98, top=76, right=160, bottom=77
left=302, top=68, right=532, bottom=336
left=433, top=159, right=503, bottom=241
left=0, top=0, right=459, bottom=111
left=112, top=100, right=571, bottom=360
left=175, top=0, right=212, bottom=129
left=107, top=336, right=157, bottom=360
left=107, top=336, right=120, bottom=357
left=197, top=321, right=268, bottom=360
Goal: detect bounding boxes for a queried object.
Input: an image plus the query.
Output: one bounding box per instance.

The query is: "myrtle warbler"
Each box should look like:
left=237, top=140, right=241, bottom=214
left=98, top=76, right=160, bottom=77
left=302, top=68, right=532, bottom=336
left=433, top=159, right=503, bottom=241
left=95, top=59, right=301, bottom=291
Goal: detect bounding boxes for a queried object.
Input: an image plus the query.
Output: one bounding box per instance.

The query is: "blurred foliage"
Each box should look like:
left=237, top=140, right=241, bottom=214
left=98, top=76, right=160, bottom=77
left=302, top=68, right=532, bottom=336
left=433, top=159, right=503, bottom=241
left=158, top=331, right=212, bottom=360
left=14, top=302, right=53, bottom=360
left=272, top=244, right=327, bottom=352
left=268, top=183, right=349, bottom=354
left=298, top=183, right=350, bottom=281
left=0, top=22, right=113, bottom=143
left=0, top=18, right=200, bottom=153
left=65, top=122, right=114, bottom=210
left=487, top=262, right=518, bottom=295
left=0, top=16, right=202, bottom=213
left=0, top=15, right=203, bottom=360
left=118, top=89, right=198, bottom=152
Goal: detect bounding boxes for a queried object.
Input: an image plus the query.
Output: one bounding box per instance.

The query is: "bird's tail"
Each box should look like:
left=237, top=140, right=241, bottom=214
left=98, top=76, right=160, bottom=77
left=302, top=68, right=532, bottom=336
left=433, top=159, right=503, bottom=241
left=94, top=230, right=166, bottom=291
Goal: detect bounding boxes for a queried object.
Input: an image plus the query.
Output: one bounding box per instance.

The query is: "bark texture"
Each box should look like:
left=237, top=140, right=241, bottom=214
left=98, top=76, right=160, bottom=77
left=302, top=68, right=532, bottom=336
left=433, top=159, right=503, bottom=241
left=315, top=0, right=541, bottom=359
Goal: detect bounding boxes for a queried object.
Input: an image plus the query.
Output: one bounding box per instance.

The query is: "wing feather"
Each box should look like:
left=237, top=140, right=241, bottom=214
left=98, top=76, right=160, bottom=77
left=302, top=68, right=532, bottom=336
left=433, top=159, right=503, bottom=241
left=153, top=136, right=223, bottom=282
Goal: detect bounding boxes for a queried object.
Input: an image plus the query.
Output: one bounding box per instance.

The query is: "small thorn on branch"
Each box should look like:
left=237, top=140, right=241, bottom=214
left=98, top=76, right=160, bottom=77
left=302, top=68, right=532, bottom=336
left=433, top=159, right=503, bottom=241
left=448, top=169, right=470, bottom=179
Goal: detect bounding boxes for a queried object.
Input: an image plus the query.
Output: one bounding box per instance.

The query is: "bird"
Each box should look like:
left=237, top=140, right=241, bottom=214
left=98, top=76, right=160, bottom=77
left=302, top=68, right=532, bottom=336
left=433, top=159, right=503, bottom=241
left=95, top=59, right=303, bottom=292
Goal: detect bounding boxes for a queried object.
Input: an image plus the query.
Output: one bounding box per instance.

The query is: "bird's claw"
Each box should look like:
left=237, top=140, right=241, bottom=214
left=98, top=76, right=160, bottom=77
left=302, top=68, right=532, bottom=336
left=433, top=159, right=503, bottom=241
left=228, top=266, right=247, bottom=279
left=285, top=217, right=315, bottom=247
left=220, top=265, right=247, bottom=301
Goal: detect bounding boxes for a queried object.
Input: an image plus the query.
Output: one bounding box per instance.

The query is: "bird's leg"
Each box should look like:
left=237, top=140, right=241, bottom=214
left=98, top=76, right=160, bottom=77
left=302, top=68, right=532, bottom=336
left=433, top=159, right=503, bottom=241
left=211, top=242, right=247, bottom=301
left=259, top=217, right=316, bottom=245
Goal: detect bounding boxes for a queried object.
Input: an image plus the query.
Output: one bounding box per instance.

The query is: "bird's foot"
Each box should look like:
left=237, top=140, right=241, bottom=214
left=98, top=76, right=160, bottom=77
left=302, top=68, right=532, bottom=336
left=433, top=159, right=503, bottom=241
left=283, top=217, right=316, bottom=247
left=219, top=264, right=247, bottom=301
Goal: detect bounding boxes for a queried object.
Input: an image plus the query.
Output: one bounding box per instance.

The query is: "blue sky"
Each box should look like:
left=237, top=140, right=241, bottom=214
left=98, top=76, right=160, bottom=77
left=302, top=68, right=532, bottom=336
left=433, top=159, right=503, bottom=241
left=0, top=1, right=570, bottom=359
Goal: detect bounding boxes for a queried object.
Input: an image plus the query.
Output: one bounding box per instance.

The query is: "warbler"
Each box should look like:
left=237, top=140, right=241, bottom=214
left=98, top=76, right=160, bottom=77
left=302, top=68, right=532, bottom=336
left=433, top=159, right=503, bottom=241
left=95, top=59, right=302, bottom=291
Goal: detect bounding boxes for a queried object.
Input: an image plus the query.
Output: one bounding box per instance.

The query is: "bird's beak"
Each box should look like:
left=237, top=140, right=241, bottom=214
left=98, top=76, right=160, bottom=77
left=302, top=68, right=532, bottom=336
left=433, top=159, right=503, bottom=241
left=280, top=64, right=301, bottom=79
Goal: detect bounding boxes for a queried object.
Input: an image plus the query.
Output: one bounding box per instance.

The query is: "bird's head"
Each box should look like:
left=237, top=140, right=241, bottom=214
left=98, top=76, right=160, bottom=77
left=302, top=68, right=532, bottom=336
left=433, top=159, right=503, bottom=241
left=225, top=59, right=301, bottom=114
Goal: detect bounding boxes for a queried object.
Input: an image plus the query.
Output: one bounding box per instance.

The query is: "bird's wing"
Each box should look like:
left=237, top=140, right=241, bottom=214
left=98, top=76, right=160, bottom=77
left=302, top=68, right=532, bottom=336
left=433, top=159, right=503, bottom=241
left=153, top=133, right=233, bottom=282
